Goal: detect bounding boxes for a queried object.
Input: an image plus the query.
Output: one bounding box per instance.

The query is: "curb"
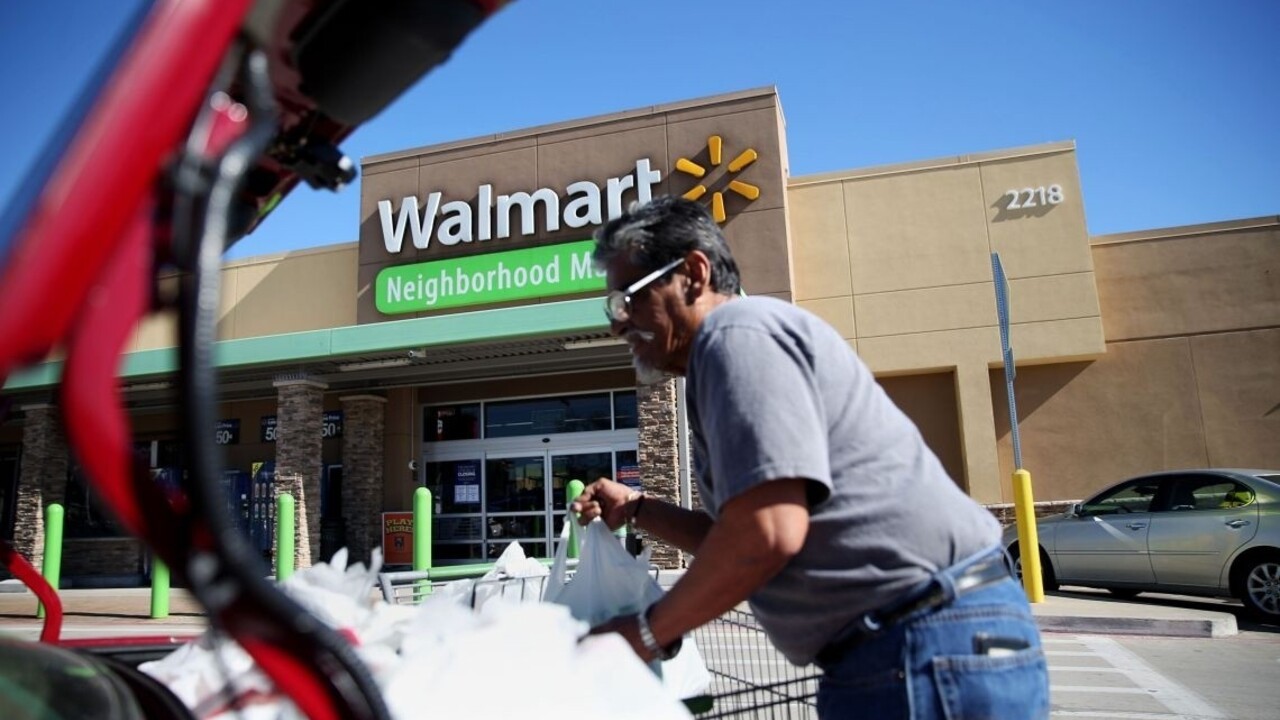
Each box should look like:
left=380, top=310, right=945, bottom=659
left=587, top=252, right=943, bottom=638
left=1035, top=613, right=1238, bottom=639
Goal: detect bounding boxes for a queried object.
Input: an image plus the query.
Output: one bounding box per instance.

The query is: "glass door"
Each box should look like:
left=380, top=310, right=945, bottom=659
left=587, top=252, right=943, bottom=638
left=484, top=453, right=547, bottom=559
left=549, top=449, right=615, bottom=542
left=424, top=455, right=485, bottom=563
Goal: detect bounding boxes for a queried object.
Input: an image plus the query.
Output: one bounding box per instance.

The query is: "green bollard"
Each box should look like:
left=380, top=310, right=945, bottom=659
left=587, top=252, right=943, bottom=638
left=277, top=493, right=295, bottom=582
left=566, top=479, right=585, bottom=559
left=413, top=487, right=432, bottom=572
left=150, top=557, right=169, bottom=619
left=413, top=487, right=432, bottom=600
left=37, top=503, right=64, bottom=619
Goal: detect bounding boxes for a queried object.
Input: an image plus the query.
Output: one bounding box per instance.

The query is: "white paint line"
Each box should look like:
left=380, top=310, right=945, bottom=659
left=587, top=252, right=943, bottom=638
left=1049, top=707, right=1198, bottom=712
left=1075, top=636, right=1225, bottom=719
left=1042, top=637, right=1084, bottom=644
left=1050, top=666, right=1126, bottom=673
left=1046, top=650, right=1100, bottom=657
left=1053, top=685, right=1151, bottom=694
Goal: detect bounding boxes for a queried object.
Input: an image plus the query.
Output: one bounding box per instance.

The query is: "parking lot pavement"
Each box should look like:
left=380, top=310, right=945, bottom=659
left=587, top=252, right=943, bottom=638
left=1046, top=634, right=1227, bottom=718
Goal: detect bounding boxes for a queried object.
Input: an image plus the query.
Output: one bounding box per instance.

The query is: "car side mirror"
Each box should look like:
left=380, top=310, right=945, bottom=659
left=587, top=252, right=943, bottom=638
left=1067, top=502, right=1083, bottom=518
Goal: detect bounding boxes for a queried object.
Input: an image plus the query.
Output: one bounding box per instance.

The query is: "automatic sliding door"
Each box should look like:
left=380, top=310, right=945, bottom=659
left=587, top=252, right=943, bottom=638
left=485, top=454, right=547, bottom=559
left=549, top=450, right=614, bottom=541
left=425, top=457, right=485, bottom=563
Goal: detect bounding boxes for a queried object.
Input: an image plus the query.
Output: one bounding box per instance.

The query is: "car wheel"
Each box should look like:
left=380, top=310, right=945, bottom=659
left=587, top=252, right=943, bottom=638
left=1239, top=554, right=1280, bottom=622
left=1108, top=589, right=1142, bottom=600
left=1009, top=543, right=1059, bottom=592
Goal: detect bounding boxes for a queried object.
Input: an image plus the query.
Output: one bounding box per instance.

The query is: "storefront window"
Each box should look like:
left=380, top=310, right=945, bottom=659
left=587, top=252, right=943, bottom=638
left=613, top=391, right=637, bottom=429
left=64, top=464, right=124, bottom=538
left=484, top=393, right=612, bottom=438
left=425, top=404, right=481, bottom=441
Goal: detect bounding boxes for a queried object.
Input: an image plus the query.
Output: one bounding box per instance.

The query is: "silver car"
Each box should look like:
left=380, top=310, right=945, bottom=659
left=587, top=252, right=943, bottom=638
left=1002, top=468, right=1280, bottom=622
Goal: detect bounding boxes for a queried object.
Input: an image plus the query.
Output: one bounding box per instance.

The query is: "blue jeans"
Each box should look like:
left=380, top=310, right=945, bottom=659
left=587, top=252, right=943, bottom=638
left=816, top=558, right=1049, bottom=719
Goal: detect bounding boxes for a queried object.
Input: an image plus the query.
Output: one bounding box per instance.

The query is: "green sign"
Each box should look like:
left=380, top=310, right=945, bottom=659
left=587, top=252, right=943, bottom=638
left=375, top=239, right=606, bottom=315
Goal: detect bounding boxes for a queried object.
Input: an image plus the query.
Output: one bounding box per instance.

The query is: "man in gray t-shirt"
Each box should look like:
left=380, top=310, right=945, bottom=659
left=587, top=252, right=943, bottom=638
left=572, top=197, right=1048, bottom=719
left=686, top=295, right=999, bottom=663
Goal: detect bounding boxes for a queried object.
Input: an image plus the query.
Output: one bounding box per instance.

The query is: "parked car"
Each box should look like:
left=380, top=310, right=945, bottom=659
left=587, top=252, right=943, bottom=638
left=1002, top=468, right=1280, bottom=622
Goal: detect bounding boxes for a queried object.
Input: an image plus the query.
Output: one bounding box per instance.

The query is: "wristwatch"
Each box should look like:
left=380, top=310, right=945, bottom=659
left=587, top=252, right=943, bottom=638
left=636, top=604, right=683, bottom=661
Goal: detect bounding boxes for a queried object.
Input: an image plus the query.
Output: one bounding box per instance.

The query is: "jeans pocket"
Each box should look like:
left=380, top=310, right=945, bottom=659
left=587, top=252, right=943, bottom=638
left=932, top=647, right=1049, bottom=720
left=818, top=667, right=909, bottom=720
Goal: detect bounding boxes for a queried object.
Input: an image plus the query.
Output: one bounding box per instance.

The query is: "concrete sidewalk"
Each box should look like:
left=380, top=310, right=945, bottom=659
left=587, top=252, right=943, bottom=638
left=0, top=582, right=1241, bottom=642
left=1031, top=589, right=1239, bottom=638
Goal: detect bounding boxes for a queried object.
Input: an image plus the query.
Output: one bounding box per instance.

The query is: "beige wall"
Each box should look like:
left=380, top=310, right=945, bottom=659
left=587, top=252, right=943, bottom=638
left=129, top=243, right=357, bottom=351
left=989, top=217, right=1280, bottom=502
left=788, top=142, right=1105, bottom=502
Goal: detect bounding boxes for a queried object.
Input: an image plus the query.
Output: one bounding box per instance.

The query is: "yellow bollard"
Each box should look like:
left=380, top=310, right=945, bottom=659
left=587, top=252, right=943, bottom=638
left=1013, top=468, right=1045, bottom=603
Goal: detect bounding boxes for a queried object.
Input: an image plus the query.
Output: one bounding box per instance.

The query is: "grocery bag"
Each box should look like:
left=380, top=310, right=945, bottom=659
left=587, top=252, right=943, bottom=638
left=546, top=519, right=710, bottom=699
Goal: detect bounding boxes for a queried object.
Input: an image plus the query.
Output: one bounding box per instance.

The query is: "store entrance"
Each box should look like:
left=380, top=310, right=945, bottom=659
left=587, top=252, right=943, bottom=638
left=424, top=437, right=638, bottom=564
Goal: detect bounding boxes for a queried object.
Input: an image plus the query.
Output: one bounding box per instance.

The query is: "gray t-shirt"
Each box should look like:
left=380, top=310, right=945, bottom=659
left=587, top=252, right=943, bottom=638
left=685, top=296, right=1000, bottom=664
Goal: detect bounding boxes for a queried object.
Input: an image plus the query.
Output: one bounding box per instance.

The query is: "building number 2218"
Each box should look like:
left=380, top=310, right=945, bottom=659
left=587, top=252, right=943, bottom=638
left=1004, top=184, right=1064, bottom=210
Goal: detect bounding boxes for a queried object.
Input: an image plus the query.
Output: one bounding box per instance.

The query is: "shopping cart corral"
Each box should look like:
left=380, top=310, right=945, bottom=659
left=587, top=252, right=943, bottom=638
left=377, top=566, right=821, bottom=718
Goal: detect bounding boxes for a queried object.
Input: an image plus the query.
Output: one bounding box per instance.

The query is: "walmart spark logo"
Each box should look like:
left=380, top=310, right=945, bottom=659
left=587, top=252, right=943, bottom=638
left=676, top=135, right=760, bottom=223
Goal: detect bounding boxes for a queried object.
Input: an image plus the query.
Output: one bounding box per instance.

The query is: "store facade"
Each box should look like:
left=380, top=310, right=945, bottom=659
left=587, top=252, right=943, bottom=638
left=3, top=87, right=1277, bottom=583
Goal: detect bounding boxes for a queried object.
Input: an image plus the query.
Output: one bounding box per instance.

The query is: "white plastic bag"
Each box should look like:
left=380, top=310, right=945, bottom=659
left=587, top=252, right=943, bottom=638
left=545, top=520, right=710, bottom=699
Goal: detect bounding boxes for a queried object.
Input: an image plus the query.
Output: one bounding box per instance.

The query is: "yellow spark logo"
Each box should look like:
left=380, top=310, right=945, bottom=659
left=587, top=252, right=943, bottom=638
left=676, top=135, right=760, bottom=223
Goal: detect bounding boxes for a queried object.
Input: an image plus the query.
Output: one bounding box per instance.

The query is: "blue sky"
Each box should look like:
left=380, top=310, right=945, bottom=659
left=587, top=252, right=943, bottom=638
left=1, top=0, right=1276, bottom=261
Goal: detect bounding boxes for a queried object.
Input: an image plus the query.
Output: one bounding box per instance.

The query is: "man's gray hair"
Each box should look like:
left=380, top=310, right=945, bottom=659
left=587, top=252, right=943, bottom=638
left=592, top=195, right=742, bottom=295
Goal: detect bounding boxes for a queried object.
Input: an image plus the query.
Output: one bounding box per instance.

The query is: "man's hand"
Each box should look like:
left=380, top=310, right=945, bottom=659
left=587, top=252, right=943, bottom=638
left=569, top=477, right=639, bottom=530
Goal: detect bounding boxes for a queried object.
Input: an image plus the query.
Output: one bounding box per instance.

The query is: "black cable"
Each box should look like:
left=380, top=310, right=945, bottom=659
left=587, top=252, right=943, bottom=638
left=176, top=48, right=389, bottom=720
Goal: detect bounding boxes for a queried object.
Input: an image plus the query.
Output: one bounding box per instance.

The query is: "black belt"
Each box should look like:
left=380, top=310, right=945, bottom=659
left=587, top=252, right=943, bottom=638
left=816, top=550, right=1013, bottom=667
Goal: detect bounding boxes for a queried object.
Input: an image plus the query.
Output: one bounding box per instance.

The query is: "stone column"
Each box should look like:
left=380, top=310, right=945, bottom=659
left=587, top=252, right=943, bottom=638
left=340, top=394, right=386, bottom=567
left=637, top=379, right=682, bottom=568
left=273, top=375, right=327, bottom=571
left=12, top=403, right=69, bottom=565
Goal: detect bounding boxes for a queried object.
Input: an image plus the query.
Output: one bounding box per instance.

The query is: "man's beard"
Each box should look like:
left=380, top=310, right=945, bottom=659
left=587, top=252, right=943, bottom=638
left=633, top=356, right=668, bottom=386
left=627, top=330, right=668, bottom=386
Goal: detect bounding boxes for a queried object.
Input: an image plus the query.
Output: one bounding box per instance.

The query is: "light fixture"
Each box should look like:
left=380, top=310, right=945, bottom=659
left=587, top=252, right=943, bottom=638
left=562, top=337, right=626, bottom=351
left=337, top=357, right=413, bottom=372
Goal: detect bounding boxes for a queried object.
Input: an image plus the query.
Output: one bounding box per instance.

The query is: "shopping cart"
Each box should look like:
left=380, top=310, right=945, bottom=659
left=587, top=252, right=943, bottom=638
left=378, top=568, right=822, bottom=718
left=685, top=608, right=820, bottom=719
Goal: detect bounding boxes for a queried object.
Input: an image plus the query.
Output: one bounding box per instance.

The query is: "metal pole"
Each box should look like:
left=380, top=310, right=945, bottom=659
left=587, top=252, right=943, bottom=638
left=992, top=253, right=1042, bottom=602
left=277, top=493, right=295, bottom=582
left=150, top=557, right=170, bottom=618
left=676, top=378, right=692, bottom=510
left=37, top=503, right=64, bottom=619
left=566, top=479, right=585, bottom=559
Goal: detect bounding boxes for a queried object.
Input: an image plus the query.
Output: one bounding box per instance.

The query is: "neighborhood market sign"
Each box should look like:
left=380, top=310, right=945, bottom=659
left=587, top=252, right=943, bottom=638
left=375, top=239, right=605, bottom=314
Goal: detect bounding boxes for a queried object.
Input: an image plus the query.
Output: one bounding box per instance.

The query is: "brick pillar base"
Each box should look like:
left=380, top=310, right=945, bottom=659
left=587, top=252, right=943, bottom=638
left=13, top=404, right=69, bottom=566
left=340, top=394, right=386, bottom=567
left=273, top=375, right=327, bottom=571
left=638, top=379, right=682, bottom=568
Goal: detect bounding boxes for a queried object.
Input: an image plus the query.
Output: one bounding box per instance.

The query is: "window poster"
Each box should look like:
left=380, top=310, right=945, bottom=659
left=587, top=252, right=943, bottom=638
left=454, top=460, right=480, bottom=504
left=618, top=463, right=641, bottom=490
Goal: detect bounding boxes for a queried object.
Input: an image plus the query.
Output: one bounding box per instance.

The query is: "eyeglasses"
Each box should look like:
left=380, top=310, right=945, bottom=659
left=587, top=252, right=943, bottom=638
left=603, top=256, right=685, bottom=323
